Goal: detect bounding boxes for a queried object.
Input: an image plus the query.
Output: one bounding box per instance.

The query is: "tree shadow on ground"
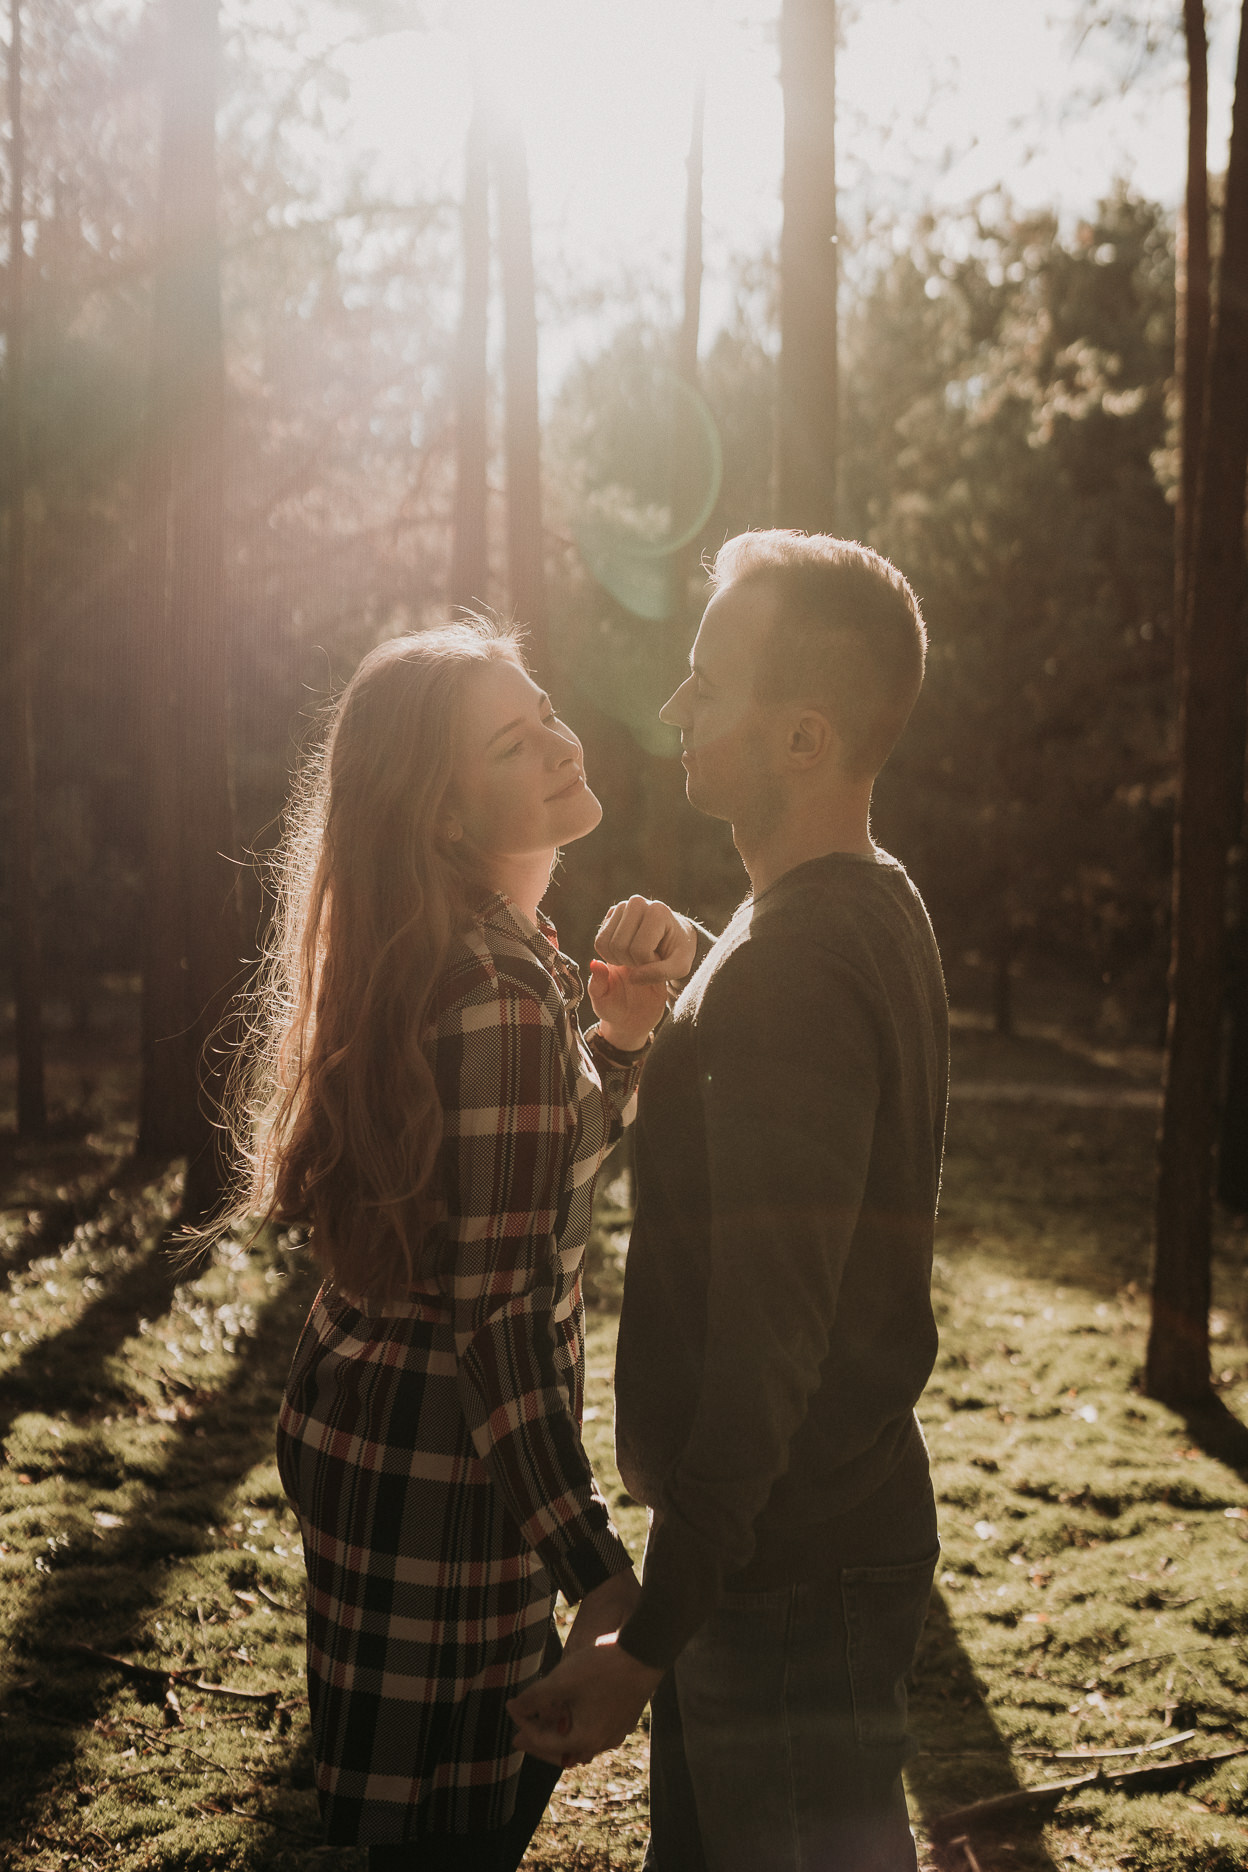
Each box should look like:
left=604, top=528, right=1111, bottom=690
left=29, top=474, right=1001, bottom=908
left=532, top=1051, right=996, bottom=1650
left=0, top=1221, right=183, bottom=1445
left=0, top=1153, right=159, bottom=1295
left=910, top=1590, right=1063, bottom=1872
left=0, top=1254, right=336, bottom=1864
left=1178, top=1394, right=1248, bottom=1483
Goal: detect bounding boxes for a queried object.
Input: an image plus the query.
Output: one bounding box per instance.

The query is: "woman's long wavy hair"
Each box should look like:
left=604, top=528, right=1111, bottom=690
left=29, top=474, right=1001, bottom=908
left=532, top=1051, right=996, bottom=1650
left=230, top=619, right=524, bottom=1303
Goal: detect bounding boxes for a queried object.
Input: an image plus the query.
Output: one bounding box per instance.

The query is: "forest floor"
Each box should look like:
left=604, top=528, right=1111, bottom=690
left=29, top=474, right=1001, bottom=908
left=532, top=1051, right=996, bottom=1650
left=1, top=1017, right=1247, bottom=1871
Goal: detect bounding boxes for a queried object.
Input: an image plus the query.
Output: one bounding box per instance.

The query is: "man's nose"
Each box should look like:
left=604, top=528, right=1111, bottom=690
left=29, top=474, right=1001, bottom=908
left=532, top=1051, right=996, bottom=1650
left=659, top=682, right=691, bottom=727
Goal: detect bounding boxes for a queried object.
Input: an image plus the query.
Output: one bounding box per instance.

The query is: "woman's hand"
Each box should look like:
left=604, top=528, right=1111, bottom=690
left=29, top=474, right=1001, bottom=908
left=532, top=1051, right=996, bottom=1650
left=587, top=960, right=667, bottom=1052
left=588, top=896, right=698, bottom=1053
left=508, top=1635, right=661, bottom=1770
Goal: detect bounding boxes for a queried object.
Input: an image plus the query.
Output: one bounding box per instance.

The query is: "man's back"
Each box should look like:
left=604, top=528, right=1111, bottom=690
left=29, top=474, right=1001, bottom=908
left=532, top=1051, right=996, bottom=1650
left=615, top=849, right=948, bottom=1670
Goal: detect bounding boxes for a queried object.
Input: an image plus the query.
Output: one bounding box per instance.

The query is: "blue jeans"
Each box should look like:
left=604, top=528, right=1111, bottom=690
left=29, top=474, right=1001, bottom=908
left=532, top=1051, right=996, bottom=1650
left=643, top=1548, right=938, bottom=1872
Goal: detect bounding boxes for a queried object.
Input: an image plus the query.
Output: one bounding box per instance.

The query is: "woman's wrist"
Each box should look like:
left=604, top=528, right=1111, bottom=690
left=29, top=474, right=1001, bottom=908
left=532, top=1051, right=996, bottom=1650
left=595, top=1020, right=654, bottom=1056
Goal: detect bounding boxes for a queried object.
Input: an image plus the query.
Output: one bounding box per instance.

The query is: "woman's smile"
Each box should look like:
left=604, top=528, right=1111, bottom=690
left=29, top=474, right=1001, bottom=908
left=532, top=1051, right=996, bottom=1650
left=546, top=771, right=586, bottom=800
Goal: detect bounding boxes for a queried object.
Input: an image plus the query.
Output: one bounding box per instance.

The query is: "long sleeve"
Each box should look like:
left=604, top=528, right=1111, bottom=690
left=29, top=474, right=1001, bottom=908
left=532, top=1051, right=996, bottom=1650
left=585, top=1028, right=649, bottom=1133
left=619, top=935, right=881, bottom=1668
left=434, top=975, right=634, bottom=1602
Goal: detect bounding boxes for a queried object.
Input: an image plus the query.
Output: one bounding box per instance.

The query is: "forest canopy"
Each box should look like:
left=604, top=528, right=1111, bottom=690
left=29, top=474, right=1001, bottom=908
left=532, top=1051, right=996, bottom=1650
left=0, top=2, right=1195, bottom=1063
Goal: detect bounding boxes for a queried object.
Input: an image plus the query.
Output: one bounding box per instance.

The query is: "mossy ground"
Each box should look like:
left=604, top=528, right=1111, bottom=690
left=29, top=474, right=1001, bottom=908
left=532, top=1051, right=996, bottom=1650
left=1, top=1025, right=1247, bottom=1870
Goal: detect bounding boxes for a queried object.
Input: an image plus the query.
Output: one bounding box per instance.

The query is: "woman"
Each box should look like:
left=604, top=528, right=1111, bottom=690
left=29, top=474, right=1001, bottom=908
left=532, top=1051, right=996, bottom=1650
left=235, top=620, right=695, bottom=1867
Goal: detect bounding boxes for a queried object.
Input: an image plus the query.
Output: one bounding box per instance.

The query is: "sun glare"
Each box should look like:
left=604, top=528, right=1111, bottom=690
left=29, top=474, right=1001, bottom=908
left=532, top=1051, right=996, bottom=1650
left=327, top=0, right=1235, bottom=369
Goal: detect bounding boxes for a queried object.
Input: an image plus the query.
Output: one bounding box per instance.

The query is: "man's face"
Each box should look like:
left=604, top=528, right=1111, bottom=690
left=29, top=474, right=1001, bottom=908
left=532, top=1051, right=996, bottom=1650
left=659, top=579, right=786, bottom=826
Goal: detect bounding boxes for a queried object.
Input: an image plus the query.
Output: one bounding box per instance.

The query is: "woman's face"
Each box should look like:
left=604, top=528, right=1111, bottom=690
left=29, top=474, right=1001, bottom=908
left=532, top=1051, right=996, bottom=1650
left=448, top=658, right=602, bottom=860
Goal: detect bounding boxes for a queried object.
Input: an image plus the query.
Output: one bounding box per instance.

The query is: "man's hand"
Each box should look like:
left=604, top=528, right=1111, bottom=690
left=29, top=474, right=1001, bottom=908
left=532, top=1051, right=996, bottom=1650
left=595, top=897, right=698, bottom=987
left=563, top=1569, right=641, bottom=1658
left=508, top=1638, right=662, bottom=1769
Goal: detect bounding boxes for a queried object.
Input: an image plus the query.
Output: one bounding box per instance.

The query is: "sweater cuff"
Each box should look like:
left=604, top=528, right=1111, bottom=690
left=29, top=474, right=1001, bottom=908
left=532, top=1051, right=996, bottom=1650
left=614, top=1517, right=724, bottom=1671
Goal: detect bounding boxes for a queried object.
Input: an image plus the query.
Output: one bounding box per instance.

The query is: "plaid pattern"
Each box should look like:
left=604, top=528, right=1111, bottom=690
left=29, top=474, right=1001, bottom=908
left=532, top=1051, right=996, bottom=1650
left=276, top=896, right=640, bottom=1842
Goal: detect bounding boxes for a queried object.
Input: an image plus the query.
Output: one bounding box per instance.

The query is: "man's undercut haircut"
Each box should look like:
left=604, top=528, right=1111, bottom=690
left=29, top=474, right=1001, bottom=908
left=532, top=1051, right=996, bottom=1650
left=711, top=530, right=927, bottom=781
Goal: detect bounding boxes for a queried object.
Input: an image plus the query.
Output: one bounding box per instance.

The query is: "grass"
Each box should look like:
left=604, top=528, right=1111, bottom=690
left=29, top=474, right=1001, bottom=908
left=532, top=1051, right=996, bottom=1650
left=1, top=1025, right=1246, bottom=1869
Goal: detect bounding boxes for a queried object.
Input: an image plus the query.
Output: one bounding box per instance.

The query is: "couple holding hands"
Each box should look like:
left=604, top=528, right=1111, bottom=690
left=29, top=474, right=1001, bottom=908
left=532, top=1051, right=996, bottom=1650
left=244, top=529, right=948, bottom=1871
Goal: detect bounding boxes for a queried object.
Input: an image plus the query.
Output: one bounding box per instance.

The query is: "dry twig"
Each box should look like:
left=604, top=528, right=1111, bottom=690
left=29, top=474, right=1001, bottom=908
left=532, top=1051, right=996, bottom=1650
left=931, top=1747, right=1248, bottom=1837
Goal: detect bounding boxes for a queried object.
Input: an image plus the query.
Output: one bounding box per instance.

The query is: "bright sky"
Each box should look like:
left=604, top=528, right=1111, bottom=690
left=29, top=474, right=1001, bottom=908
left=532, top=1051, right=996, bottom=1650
left=274, top=0, right=1242, bottom=353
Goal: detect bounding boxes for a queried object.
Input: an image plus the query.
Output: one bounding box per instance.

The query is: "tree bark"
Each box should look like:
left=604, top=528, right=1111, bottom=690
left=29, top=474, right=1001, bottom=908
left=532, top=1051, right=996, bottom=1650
left=777, top=0, right=838, bottom=534
left=137, top=14, right=189, bottom=1157
left=448, top=79, right=490, bottom=617
left=676, top=75, right=704, bottom=393
left=138, top=0, right=241, bottom=1217
left=1176, top=0, right=1211, bottom=640
left=4, top=0, right=47, bottom=1138
left=644, top=76, right=708, bottom=908
left=1149, top=0, right=1248, bottom=1404
left=670, top=70, right=706, bottom=619
left=494, top=109, right=547, bottom=674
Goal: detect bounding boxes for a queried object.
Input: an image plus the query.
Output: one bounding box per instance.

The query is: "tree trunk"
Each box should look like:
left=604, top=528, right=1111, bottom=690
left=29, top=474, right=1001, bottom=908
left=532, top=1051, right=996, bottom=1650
left=448, top=80, right=490, bottom=617
left=4, top=0, right=47, bottom=1138
left=777, top=0, right=838, bottom=534
left=138, top=0, right=241, bottom=1217
left=135, top=416, right=189, bottom=1156
left=676, top=75, right=705, bottom=392
left=137, top=36, right=189, bottom=1156
left=644, top=75, right=708, bottom=909
left=1149, top=0, right=1248, bottom=1405
left=494, top=110, right=547, bottom=675
left=670, top=70, right=706, bottom=622
left=1177, top=0, right=1211, bottom=643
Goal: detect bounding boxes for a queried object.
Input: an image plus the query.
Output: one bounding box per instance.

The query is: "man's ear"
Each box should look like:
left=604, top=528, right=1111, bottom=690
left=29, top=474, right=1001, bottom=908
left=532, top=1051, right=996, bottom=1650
left=787, top=708, right=837, bottom=770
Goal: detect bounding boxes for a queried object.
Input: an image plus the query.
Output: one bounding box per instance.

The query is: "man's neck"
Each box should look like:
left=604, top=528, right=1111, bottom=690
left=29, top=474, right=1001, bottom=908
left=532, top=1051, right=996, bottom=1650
left=735, top=793, right=875, bottom=898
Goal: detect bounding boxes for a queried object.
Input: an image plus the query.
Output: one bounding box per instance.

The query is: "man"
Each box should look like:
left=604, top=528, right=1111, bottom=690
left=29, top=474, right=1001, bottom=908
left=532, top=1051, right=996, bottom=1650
left=511, top=530, right=948, bottom=1872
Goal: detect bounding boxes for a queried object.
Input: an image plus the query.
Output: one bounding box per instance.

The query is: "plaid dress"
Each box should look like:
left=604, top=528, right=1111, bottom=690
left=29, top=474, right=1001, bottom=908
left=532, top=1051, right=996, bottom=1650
left=276, top=896, right=640, bottom=1842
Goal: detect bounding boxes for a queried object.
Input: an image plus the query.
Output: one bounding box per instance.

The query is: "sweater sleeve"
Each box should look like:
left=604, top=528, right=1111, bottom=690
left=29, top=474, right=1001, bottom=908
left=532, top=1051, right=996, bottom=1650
left=434, top=974, right=634, bottom=1603
left=618, top=935, right=881, bottom=1669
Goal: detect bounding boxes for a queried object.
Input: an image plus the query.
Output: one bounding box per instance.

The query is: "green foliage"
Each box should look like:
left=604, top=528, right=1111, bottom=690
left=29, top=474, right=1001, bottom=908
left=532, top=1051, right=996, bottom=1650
left=846, top=192, right=1176, bottom=1029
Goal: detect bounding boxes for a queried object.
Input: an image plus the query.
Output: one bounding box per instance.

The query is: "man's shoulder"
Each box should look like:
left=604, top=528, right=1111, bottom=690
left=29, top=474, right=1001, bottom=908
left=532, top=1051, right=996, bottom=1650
left=689, top=855, right=941, bottom=1022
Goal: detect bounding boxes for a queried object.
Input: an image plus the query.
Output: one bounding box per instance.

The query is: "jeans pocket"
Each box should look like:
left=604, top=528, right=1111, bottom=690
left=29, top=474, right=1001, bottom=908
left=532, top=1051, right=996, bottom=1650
left=841, top=1547, right=940, bottom=1749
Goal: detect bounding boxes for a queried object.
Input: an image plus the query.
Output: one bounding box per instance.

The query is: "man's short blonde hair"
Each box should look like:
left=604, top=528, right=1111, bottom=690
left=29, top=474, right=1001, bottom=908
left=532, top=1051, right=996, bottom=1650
left=711, top=530, right=927, bottom=781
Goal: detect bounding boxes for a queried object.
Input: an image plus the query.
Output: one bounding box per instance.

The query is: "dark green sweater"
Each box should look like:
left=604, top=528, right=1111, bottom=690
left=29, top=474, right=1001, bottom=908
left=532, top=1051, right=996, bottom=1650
left=615, top=850, right=949, bottom=1672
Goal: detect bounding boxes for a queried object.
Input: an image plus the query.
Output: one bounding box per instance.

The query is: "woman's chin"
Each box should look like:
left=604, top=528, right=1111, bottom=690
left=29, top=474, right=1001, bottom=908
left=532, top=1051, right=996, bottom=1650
left=559, top=786, right=604, bottom=843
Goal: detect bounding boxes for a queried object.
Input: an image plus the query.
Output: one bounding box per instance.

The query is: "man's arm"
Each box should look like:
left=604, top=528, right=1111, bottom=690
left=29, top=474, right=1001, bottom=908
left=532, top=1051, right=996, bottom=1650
left=618, top=933, right=881, bottom=1669
left=514, top=932, right=883, bottom=1760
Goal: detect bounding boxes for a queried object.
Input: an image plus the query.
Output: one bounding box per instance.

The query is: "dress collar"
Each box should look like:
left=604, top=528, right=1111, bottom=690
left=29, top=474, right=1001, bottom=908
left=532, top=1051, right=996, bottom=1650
left=478, top=892, right=585, bottom=1010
